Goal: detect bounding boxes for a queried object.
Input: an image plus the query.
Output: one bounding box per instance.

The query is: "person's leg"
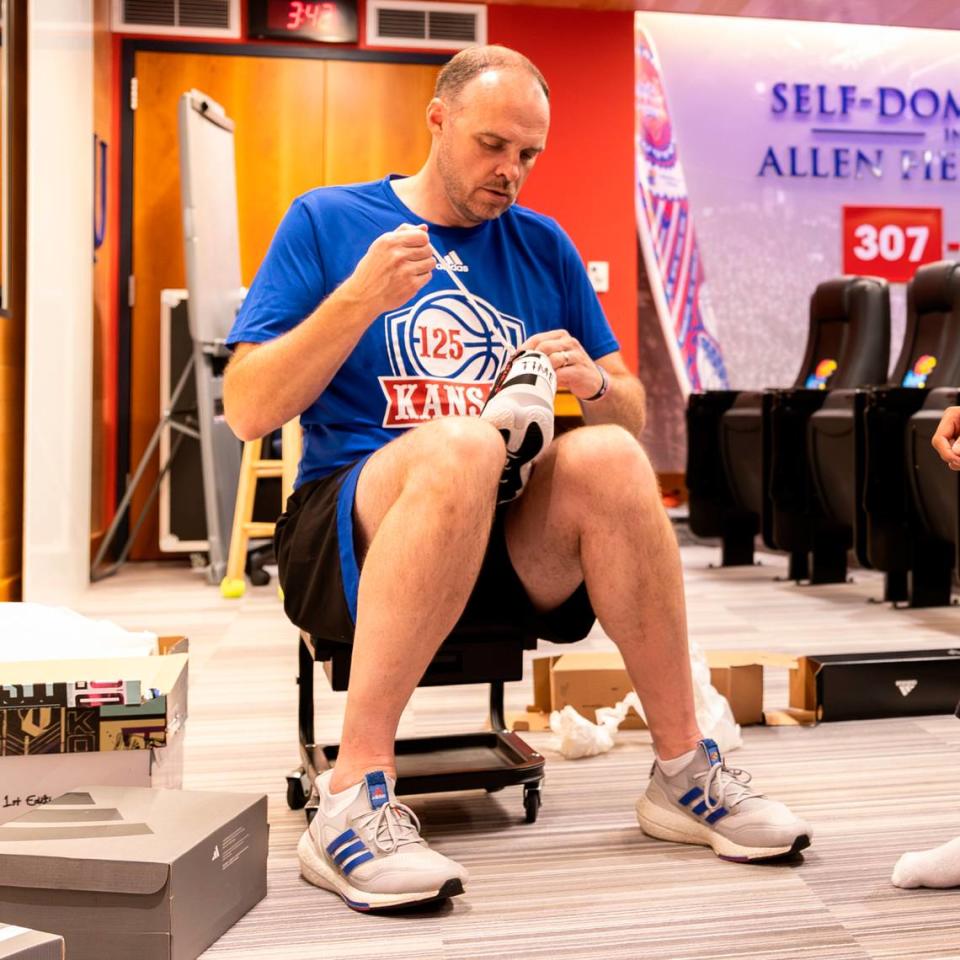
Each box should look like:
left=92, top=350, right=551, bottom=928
left=506, top=425, right=811, bottom=860
left=329, top=416, right=505, bottom=791
left=505, top=424, right=700, bottom=759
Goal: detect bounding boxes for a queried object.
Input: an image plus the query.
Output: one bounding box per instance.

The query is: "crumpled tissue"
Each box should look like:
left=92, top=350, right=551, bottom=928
left=549, top=641, right=743, bottom=760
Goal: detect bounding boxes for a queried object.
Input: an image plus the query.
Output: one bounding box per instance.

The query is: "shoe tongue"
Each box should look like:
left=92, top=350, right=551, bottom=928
left=699, top=738, right=722, bottom=768
left=364, top=770, right=393, bottom=810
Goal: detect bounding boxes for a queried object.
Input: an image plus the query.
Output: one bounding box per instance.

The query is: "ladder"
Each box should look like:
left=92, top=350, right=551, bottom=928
left=220, top=418, right=301, bottom=598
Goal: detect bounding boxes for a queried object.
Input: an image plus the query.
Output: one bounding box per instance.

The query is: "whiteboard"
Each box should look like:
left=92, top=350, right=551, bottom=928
left=178, top=90, right=244, bottom=345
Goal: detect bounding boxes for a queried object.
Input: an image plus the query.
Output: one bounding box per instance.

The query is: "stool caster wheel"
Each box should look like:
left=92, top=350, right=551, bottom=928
left=523, top=784, right=542, bottom=823
left=286, top=769, right=310, bottom=810
left=305, top=804, right=318, bottom=825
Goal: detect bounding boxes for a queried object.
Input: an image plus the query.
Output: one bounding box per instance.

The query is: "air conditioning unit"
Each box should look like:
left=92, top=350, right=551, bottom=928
left=112, top=0, right=240, bottom=38
left=367, top=0, right=485, bottom=50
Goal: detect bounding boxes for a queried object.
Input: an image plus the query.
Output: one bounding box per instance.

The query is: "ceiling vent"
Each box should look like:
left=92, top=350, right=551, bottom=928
left=112, top=0, right=240, bottom=37
left=367, top=0, right=485, bottom=50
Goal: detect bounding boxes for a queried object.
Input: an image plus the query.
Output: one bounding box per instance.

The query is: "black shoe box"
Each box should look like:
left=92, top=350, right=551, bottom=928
left=791, top=649, right=960, bottom=722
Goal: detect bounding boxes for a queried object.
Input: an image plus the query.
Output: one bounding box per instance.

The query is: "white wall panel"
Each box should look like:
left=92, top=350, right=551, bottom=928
left=23, top=0, right=94, bottom=601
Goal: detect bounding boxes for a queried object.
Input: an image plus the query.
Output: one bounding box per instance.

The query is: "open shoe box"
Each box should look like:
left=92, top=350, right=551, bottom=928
left=509, top=649, right=813, bottom=732
left=0, top=636, right=188, bottom=756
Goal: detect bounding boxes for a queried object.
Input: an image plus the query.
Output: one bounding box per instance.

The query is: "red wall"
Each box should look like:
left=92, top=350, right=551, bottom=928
left=110, top=8, right=639, bottom=377
left=488, top=6, right=638, bottom=371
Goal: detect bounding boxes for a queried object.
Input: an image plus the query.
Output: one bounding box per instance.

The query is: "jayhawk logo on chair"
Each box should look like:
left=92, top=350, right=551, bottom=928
left=380, top=289, right=525, bottom=428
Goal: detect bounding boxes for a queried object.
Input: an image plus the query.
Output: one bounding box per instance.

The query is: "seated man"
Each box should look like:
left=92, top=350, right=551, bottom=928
left=224, top=44, right=812, bottom=913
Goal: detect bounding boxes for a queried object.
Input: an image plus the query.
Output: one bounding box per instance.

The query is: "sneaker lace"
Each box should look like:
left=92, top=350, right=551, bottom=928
left=356, top=802, right=424, bottom=855
left=698, top=763, right=761, bottom=812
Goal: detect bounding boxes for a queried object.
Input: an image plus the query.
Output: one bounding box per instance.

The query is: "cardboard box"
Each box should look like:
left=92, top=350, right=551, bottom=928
left=0, top=786, right=267, bottom=960
left=0, top=924, right=63, bottom=960
left=0, top=638, right=187, bottom=756
left=552, top=652, right=645, bottom=729
left=0, top=726, right=185, bottom=825
left=788, top=649, right=960, bottom=722
left=708, top=650, right=801, bottom=726
left=524, top=649, right=787, bottom=729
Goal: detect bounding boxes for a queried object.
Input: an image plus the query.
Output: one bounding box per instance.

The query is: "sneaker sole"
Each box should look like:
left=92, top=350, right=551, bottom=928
left=298, top=832, right=465, bottom=912
left=483, top=401, right=554, bottom=465
left=635, top=795, right=810, bottom=862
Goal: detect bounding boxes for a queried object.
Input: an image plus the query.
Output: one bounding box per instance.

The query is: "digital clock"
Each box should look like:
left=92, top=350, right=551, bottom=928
left=248, top=0, right=359, bottom=44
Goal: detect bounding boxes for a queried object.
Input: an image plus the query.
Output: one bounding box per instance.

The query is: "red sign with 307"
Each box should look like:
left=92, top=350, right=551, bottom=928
left=843, top=206, right=943, bottom=282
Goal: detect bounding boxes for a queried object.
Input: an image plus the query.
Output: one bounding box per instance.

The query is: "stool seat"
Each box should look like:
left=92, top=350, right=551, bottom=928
left=310, top=624, right=538, bottom=690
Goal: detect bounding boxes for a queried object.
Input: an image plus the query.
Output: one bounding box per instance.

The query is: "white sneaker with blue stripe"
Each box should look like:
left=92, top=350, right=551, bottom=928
left=298, top=770, right=468, bottom=911
left=635, top=739, right=813, bottom=862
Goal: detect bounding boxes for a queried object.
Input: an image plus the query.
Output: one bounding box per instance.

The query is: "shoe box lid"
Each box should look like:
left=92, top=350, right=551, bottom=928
left=0, top=923, right=63, bottom=960
left=0, top=786, right=267, bottom=960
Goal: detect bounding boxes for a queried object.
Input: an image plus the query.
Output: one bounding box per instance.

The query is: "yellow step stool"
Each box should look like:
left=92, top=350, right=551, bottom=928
left=220, top=419, right=301, bottom=599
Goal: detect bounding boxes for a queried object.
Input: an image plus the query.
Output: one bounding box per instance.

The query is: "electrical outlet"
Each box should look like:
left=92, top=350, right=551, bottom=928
left=587, top=261, right=609, bottom=293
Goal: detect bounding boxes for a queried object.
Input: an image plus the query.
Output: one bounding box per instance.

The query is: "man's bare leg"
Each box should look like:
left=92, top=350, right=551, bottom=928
left=505, top=424, right=701, bottom=759
left=329, top=417, right=505, bottom=791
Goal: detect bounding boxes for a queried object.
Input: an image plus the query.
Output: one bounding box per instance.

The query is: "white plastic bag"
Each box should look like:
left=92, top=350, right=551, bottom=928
left=687, top=638, right=742, bottom=753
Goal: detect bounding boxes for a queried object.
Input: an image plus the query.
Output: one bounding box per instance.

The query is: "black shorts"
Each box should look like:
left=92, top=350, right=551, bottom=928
left=274, top=455, right=596, bottom=644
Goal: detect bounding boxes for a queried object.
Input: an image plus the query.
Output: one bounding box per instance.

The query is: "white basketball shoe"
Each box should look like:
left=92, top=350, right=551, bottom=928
left=481, top=350, right=557, bottom=503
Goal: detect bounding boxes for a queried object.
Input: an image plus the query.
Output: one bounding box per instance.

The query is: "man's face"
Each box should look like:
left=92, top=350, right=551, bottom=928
left=434, top=69, right=549, bottom=226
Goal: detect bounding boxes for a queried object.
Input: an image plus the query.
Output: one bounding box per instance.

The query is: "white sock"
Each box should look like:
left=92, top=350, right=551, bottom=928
left=657, top=748, right=697, bottom=777
left=316, top=769, right=363, bottom=817
left=892, top=835, right=960, bottom=888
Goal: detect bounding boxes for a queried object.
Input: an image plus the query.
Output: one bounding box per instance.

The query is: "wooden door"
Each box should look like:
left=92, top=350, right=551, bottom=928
left=128, top=51, right=438, bottom=558
left=323, top=60, right=436, bottom=185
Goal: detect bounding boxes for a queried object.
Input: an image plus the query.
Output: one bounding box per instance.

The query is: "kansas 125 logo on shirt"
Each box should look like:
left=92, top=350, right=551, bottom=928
left=380, top=289, right=525, bottom=427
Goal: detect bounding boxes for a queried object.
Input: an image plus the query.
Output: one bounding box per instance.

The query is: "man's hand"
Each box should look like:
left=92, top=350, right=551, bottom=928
left=340, top=223, right=435, bottom=315
left=522, top=329, right=604, bottom=400
left=932, top=406, right=960, bottom=471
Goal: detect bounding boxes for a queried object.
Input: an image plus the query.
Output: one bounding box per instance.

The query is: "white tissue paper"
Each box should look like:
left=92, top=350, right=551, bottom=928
left=550, top=692, right=644, bottom=759
left=549, top=640, right=742, bottom=760
left=0, top=603, right=158, bottom=661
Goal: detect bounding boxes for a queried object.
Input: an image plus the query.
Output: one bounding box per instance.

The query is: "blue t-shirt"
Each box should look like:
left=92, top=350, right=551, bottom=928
left=227, top=175, right=620, bottom=487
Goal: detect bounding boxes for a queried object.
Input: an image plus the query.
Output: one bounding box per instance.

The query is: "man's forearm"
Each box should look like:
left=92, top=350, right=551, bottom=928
left=224, top=285, right=377, bottom=441
left=580, top=371, right=647, bottom=437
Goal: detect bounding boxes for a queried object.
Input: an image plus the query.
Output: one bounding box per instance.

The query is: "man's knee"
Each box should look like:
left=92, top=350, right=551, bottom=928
left=557, top=425, right=656, bottom=501
left=406, top=417, right=506, bottom=494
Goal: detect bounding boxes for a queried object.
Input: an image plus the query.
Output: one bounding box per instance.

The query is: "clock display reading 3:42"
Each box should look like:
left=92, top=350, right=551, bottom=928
left=249, top=0, right=359, bottom=43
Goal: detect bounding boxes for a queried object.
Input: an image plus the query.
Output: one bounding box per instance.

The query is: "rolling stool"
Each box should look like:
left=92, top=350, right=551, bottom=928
left=286, top=624, right=547, bottom=824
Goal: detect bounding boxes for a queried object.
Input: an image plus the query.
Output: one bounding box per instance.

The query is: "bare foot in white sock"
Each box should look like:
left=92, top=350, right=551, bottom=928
left=892, top=835, right=960, bottom=888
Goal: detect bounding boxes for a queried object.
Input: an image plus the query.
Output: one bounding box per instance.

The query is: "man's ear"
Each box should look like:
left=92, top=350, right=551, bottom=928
left=426, top=97, right=446, bottom=135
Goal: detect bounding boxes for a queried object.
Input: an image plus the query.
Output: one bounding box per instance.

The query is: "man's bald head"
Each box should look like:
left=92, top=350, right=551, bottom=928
left=435, top=45, right=549, bottom=107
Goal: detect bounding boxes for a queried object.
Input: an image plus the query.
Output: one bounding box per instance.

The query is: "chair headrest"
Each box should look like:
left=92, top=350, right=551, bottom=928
left=911, top=260, right=960, bottom=313
left=811, top=277, right=856, bottom=321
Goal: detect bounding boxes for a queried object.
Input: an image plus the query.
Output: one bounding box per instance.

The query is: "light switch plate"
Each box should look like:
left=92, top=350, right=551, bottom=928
left=587, top=261, right=609, bottom=293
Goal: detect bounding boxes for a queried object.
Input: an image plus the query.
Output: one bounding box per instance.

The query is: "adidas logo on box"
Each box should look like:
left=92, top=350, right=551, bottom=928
left=443, top=250, right=469, bottom=272
left=895, top=679, right=918, bottom=697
